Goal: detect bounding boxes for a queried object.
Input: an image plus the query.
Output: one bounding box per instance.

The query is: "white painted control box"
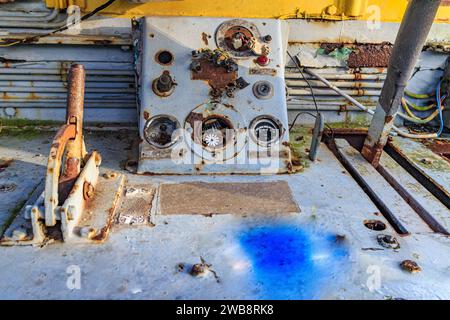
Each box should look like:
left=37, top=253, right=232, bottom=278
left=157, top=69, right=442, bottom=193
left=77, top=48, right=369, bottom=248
left=135, top=16, right=292, bottom=174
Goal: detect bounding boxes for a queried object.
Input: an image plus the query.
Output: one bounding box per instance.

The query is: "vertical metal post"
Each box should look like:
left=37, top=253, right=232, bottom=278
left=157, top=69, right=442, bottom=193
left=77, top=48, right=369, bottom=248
left=361, top=0, right=442, bottom=167
left=58, top=64, right=86, bottom=203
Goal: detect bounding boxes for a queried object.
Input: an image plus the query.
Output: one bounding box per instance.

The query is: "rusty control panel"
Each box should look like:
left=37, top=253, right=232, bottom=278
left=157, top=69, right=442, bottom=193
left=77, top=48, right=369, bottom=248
left=134, top=17, right=292, bottom=174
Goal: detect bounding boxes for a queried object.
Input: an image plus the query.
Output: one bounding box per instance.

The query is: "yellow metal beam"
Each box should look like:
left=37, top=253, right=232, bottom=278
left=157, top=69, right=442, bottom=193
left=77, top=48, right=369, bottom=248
left=46, top=0, right=449, bottom=23
left=45, top=0, right=86, bottom=9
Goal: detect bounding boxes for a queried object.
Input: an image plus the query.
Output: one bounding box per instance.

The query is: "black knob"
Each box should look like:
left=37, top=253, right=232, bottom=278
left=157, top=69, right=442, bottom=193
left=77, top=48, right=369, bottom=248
left=263, top=35, right=272, bottom=43
left=156, top=72, right=175, bottom=93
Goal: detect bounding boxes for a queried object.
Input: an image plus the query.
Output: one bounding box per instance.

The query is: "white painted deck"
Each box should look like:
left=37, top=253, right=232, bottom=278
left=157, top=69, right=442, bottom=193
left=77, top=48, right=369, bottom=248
left=0, top=130, right=449, bottom=299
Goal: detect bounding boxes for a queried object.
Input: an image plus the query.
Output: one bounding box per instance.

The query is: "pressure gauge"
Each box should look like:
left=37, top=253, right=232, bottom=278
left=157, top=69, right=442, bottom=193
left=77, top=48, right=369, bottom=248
left=143, top=115, right=180, bottom=148
left=249, top=116, right=283, bottom=147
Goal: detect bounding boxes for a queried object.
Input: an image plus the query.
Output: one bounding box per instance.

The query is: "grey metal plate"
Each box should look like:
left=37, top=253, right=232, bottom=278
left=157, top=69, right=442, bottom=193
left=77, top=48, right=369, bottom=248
left=159, top=181, right=300, bottom=215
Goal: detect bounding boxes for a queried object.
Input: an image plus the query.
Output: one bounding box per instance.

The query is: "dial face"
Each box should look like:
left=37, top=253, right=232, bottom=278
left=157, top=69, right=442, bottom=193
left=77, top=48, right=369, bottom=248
left=224, top=26, right=254, bottom=53
left=144, top=115, right=180, bottom=148
left=215, top=19, right=261, bottom=58
left=253, top=80, right=274, bottom=100
left=250, top=116, right=283, bottom=147
left=201, top=116, right=234, bottom=150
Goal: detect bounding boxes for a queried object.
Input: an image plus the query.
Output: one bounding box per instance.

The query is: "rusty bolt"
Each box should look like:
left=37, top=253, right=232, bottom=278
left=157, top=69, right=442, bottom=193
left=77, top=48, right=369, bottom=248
left=103, top=172, right=118, bottom=179
left=12, top=228, right=28, bottom=241
left=325, top=5, right=338, bottom=15
left=83, top=181, right=95, bottom=200
left=80, top=226, right=96, bottom=239
left=400, top=260, right=421, bottom=273
left=263, top=35, right=272, bottom=43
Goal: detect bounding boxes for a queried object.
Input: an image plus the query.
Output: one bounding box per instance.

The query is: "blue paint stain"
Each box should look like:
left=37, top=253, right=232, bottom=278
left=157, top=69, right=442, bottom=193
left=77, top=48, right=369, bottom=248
left=239, top=225, right=349, bottom=299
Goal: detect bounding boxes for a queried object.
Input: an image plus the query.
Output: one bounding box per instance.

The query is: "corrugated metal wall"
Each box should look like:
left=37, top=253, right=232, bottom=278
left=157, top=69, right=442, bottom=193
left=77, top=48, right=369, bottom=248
left=0, top=44, right=384, bottom=125
left=0, top=45, right=137, bottom=123
left=0, top=2, right=448, bottom=126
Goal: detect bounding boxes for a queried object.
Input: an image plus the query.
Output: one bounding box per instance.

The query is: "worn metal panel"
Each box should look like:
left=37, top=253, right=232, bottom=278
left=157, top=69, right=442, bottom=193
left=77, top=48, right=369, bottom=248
left=0, top=45, right=137, bottom=123
left=379, top=152, right=449, bottom=234
left=335, top=139, right=433, bottom=235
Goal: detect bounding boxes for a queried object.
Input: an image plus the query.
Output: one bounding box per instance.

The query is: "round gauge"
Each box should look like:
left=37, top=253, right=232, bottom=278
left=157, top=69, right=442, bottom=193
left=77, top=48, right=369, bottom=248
left=184, top=102, right=246, bottom=162
left=143, top=115, right=180, bottom=148
left=201, top=116, right=234, bottom=150
left=216, top=19, right=261, bottom=58
left=249, top=116, right=283, bottom=147
left=252, top=81, right=274, bottom=100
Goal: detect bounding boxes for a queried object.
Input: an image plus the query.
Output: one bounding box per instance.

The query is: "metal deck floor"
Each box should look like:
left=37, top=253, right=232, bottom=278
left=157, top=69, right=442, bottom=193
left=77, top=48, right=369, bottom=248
left=0, top=129, right=449, bottom=299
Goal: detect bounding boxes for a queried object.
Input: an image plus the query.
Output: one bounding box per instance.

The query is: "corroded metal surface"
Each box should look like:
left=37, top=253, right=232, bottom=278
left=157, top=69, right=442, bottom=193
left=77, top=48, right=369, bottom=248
left=76, top=170, right=125, bottom=242
left=44, top=123, right=76, bottom=226
left=347, top=43, right=392, bottom=68
left=378, top=152, right=449, bottom=234
left=191, top=56, right=238, bottom=96
left=335, top=139, right=434, bottom=235
left=362, top=0, right=442, bottom=166
left=422, top=139, right=450, bottom=163
left=45, top=64, right=86, bottom=227
left=115, top=185, right=155, bottom=226
left=387, top=136, right=450, bottom=204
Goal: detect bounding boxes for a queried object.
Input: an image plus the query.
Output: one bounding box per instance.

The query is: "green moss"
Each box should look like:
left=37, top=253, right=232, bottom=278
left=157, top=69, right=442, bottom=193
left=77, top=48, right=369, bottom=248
left=289, top=125, right=313, bottom=169
left=0, top=118, right=60, bottom=139
left=0, top=127, right=42, bottom=139
left=0, top=199, right=26, bottom=237
left=0, top=118, right=61, bottom=127
left=0, top=185, right=42, bottom=237
left=328, top=121, right=369, bottom=129
left=329, top=112, right=372, bottom=129
left=407, top=150, right=450, bottom=172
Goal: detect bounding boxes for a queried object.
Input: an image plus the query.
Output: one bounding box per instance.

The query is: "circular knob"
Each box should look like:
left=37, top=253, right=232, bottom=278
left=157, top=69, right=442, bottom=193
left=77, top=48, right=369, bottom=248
left=152, top=71, right=176, bottom=97
left=253, top=81, right=274, bottom=100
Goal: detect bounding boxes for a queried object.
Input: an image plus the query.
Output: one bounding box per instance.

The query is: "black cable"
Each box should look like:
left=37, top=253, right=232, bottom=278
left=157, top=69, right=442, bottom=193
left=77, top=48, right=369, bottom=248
left=288, top=111, right=334, bottom=140
left=287, top=51, right=320, bottom=116
left=0, top=0, right=117, bottom=47
left=286, top=51, right=334, bottom=140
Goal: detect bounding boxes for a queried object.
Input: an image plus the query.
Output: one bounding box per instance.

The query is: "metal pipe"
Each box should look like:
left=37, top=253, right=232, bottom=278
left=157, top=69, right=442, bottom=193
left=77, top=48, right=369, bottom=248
left=0, top=68, right=134, bottom=75
left=285, top=73, right=386, bottom=81
left=0, top=15, right=68, bottom=29
left=57, top=64, right=86, bottom=205
left=361, top=0, right=442, bottom=165
left=0, top=8, right=59, bottom=22
left=288, top=88, right=381, bottom=96
left=286, top=80, right=384, bottom=89
left=301, top=66, right=438, bottom=139
left=0, top=10, right=53, bottom=18
left=302, top=68, right=375, bottom=115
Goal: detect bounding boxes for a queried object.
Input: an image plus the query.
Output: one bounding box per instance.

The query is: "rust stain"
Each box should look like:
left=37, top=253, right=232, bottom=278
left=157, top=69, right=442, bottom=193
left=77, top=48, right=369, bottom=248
left=249, top=68, right=277, bottom=76
left=347, top=43, right=392, bottom=68
left=422, top=139, right=450, bottom=163
left=2, top=92, right=11, bottom=100
left=143, top=111, right=150, bottom=120
left=361, top=142, right=384, bottom=167
left=0, top=158, right=13, bottom=173
left=191, top=57, right=237, bottom=91
left=222, top=25, right=254, bottom=55
left=320, top=42, right=344, bottom=54
left=385, top=115, right=394, bottom=123
left=92, top=39, right=113, bottom=45
left=201, top=32, right=209, bottom=46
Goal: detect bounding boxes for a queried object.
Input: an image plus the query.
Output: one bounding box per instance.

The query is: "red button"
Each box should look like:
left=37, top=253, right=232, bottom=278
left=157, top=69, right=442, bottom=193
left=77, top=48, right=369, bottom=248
left=256, top=55, right=269, bottom=66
